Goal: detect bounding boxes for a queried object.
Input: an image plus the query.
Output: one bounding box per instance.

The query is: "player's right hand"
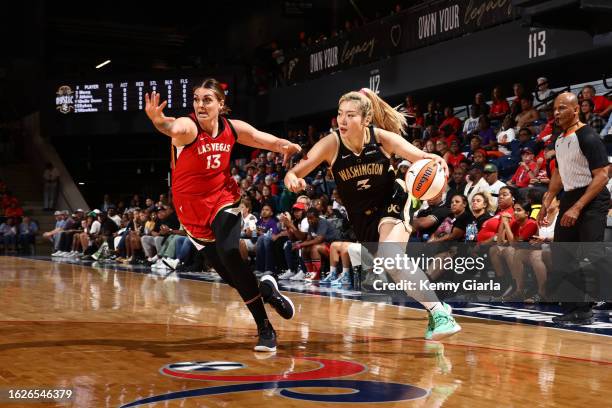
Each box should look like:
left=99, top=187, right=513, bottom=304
left=284, top=172, right=307, bottom=193
left=145, top=91, right=176, bottom=128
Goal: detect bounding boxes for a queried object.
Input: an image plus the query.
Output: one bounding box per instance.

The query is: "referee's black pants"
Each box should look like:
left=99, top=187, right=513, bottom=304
left=549, top=187, right=611, bottom=312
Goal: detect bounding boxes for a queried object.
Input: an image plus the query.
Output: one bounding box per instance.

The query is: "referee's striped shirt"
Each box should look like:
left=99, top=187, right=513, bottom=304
left=554, top=125, right=608, bottom=191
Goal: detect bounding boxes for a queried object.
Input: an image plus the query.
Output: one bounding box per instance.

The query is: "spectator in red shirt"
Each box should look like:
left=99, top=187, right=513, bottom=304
left=438, top=106, right=462, bottom=134
left=446, top=140, right=465, bottom=168
left=477, top=186, right=515, bottom=243
left=440, top=124, right=458, bottom=146
left=264, top=175, right=279, bottom=196
left=4, top=201, right=24, bottom=218
left=473, top=149, right=488, bottom=167
left=1, top=191, right=18, bottom=212
left=404, top=95, right=416, bottom=116
left=490, top=86, right=510, bottom=122
left=407, top=104, right=425, bottom=140
left=505, top=202, right=546, bottom=301
left=493, top=200, right=538, bottom=300
left=506, top=201, right=538, bottom=242
left=250, top=148, right=262, bottom=161
left=581, top=84, right=612, bottom=118
left=508, top=147, right=537, bottom=189
left=535, top=104, right=558, bottom=146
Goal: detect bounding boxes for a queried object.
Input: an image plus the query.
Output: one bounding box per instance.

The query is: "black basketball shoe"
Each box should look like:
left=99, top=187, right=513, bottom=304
left=254, top=319, right=277, bottom=352
left=259, top=275, right=295, bottom=320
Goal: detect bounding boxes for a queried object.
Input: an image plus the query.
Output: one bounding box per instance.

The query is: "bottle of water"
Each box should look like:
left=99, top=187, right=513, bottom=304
left=465, top=222, right=477, bottom=242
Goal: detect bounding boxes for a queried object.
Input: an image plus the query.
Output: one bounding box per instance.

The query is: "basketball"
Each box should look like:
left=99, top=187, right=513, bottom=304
left=405, top=159, right=446, bottom=200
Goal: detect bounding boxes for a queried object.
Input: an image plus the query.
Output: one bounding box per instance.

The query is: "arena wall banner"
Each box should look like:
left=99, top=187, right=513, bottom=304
left=266, top=21, right=599, bottom=122
left=285, top=0, right=517, bottom=83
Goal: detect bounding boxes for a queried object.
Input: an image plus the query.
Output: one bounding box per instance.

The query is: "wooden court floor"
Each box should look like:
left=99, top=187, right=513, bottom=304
left=0, top=257, right=610, bottom=408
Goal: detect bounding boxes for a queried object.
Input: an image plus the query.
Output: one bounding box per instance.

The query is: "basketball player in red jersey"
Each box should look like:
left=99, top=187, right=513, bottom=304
left=285, top=89, right=461, bottom=340
left=145, top=79, right=300, bottom=352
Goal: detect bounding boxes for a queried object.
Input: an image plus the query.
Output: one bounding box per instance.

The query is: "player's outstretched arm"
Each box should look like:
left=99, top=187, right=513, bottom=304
left=231, top=120, right=301, bottom=165
left=144, top=91, right=196, bottom=145
left=375, top=128, right=449, bottom=177
left=284, top=134, right=337, bottom=193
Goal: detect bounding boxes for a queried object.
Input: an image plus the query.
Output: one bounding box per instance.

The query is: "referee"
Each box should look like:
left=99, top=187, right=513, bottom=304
left=539, top=92, right=610, bottom=325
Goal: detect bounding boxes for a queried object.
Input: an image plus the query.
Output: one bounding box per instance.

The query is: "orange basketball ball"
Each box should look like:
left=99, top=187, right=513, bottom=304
left=405, top=159, right=447, bottom=200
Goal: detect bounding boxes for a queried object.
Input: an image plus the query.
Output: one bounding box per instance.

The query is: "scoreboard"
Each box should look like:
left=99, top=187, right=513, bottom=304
left=54, top=77, right=229, bottom=114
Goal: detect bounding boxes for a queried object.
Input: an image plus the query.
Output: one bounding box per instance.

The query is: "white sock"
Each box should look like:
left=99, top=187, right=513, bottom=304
left=330, top=266, right=337, bottom=274
left=423, top=302, right=445, bottom=314
left=342, top=267, right=350, bottom=274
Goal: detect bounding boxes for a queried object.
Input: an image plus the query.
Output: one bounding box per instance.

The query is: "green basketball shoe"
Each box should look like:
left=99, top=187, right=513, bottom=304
left=425, top=303, right=459, bottom=340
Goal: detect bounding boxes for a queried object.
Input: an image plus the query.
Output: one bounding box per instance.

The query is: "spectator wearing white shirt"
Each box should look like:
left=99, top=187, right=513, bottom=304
left=496, top=115, right=516, bottom=156
left=75, top=212, right=102, bottom=256
left=45, top=211, right=69, bottom=255
left=463, top=164, right=489, bottom=209
left=107, top=207, right=122, bottom=226
left=238, top=198, right=258, bottom=259
left=483, top=163, right=506, bottom=210
left=0, top=217, right=18, bottom=253
left=331, top=189, right=347, bottom=219
left=534, top=77, right=552, bottom=109
left=464, top=164, right=490, bottom=210
left=463, top=105, right=480, bottom=137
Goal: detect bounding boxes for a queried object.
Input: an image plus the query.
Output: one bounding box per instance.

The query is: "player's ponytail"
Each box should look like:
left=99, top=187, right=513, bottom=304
left=360, top=88, right=407, bottom=135
left=338, top=88, right=407, bottom=135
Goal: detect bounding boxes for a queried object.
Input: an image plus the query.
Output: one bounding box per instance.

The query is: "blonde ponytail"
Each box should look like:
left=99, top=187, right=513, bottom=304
left=338, top=88, right=407, bottom=135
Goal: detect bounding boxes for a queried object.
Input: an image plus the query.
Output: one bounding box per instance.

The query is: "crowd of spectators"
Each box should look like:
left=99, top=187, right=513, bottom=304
left=0, top=179, right=34, bottom=254
left=38, top=79, right=612, bottom=302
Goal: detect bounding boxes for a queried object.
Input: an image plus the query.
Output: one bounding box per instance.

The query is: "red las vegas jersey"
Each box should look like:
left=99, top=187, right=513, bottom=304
left=171, top=115, right=241, bottom=240
left=172, top=114, right=238, bottom=197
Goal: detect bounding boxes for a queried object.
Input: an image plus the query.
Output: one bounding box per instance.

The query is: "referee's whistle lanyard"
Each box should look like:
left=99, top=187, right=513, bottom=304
left=561, top=121, right=583, bottom=137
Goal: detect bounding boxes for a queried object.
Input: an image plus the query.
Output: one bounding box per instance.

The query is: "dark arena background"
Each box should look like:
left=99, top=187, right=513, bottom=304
left=0, top=1, right=611, bottom=407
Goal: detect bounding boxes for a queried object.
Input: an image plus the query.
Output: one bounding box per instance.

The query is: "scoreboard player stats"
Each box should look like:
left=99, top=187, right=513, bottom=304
left=54, top=77, right=229, bottom=114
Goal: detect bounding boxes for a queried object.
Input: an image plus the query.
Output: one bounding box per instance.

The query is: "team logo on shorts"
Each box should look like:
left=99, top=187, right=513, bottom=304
left=387, top=204, right=400, bottom=214
left=55, top=85, right=74, bottom=114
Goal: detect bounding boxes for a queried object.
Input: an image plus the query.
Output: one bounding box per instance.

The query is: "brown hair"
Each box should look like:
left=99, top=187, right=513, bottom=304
left=193, top=78, right=230, bottom=115
left=241, top=197, right=252, bottom=211
left=338, top=88, right=407, bottom=135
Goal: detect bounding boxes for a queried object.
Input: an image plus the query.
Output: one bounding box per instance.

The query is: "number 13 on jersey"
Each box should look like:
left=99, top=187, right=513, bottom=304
left=206, top=154, right=221, bottom=169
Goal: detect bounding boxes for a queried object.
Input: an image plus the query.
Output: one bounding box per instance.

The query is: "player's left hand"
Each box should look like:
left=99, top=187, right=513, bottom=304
left=281, top=143, right=302, bottom=166
left=560, top=205, right=581, bottom=227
